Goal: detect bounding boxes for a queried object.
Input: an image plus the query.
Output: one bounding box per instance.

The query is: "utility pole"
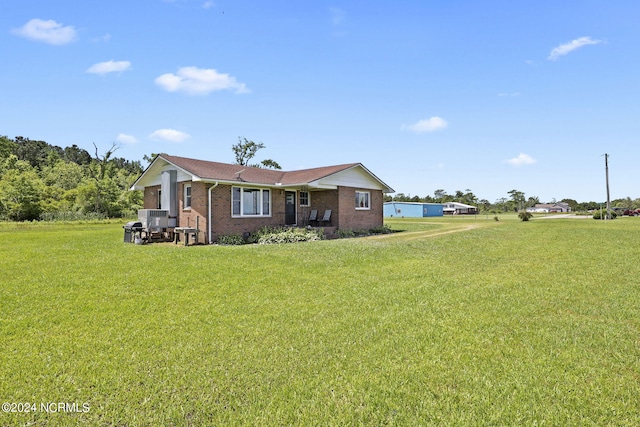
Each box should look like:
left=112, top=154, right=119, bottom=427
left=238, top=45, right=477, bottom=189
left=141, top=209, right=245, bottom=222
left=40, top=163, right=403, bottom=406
left=604, top=153, right=611, bottom=220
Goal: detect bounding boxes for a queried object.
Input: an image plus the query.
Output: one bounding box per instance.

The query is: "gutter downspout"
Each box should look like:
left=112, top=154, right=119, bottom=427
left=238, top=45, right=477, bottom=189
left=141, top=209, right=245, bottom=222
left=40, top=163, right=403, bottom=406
left=208, top=182, right=219, bottom=244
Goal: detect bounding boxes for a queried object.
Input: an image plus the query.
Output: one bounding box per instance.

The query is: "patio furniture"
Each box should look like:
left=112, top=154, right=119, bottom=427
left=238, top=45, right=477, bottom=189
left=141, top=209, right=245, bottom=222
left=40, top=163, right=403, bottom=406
left=318, top=209, right=331, bottom=226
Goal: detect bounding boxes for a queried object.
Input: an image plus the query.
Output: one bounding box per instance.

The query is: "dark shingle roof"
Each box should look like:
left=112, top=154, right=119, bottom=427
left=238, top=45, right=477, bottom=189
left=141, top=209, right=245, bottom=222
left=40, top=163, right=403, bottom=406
left=160, top=154, right=360, bottom=186
left=131, top=154, right=393, bottom=192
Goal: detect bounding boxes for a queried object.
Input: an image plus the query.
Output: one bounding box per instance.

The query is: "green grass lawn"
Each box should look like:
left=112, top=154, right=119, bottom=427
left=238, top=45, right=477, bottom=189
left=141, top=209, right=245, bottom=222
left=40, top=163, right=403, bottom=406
left=1, top=216, right=639, bottom=426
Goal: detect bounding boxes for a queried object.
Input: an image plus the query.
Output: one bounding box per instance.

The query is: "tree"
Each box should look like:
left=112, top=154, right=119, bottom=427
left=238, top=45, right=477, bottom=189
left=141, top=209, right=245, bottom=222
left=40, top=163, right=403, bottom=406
left=63, top=145, right=92, bottom=165
left=13, top=137, right=53, bottom=169
left=85, top=142, right=122, bottom=215
left=42, top=160, right=85, bottom=191
left=0, top=135, right=157, bottom=220
left=508, top=189, right=526, bottom=212
left=526, top=196, right=540, bottom=208
left=560, top=198, right=578, bottom=212
left=612, top=197, right=632, bottom=209
left=576, top=201, right=600, bottom=212
left=478, top=199, right=491, bottom=212
left=391, top=193, right=411, bottom=202
left=433, top=189, right=448, bottom=202
left=232, top=137, right=281, bottom=169
left=143, top=153, right=159, bottom=164
left=109, top=157, right=143, bottom=176
left=495, top=197, right=509, bottom=212
left=0, top=136, right=17, bottom=160
left=0, top=163, right=44, bottom=221
left=455, top=189, right=478, bottom=206
left=259, top=159, right=282, bottom=170
left=89, top=142, right=119, bottom=180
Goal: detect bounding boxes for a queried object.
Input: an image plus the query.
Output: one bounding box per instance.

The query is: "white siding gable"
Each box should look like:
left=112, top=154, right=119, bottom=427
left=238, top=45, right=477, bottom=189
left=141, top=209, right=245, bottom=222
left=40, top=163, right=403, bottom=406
left=130, top=159, right=195, bottom=190
left=313, top=166, right=385, bottom=190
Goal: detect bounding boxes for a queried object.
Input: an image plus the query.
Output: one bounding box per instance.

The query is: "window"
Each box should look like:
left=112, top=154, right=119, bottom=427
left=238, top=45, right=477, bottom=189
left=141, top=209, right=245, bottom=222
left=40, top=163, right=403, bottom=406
left=299, top=191, right=310, bottom=207
left=183, top=184, right=191, bottom=209
left=157, top=190, right=162, bottom=209
left=262, top=190, right=270, bottom=215
left=232, top=187, right=241, bottom=215
left=232, top=187, right=270, bottom=217
left=355, top=191, right=370, bottom=210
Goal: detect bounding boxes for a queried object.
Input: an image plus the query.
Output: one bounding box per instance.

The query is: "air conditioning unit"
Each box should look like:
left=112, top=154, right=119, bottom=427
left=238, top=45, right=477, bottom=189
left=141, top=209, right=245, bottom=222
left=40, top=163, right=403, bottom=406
left=138, top=209, right=169, bottom=229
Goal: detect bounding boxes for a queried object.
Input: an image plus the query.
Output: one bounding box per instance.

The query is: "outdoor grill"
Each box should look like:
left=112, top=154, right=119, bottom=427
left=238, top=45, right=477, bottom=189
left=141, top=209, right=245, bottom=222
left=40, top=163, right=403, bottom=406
left=123, top=221, right=144, bottom=243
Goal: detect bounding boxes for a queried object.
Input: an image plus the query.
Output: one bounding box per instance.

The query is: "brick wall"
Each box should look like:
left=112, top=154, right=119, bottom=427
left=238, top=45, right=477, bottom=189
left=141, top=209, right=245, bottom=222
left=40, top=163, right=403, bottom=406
left=337, top=186, right=384, bottom=230
left=144, top=183, right=384, bottom=243
left=178, top=181, right=208, bottom=241
left=144, top=181, right=209, bottom=242
left=143, top=185, right=161, bottom=210
left=302, top=189, right=339, bottom=226
left=208, top=184, right=286, bottom=242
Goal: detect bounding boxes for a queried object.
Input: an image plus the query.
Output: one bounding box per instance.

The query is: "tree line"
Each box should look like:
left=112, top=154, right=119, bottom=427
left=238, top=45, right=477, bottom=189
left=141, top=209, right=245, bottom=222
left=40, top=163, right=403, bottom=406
left=0, top=135, right=287, bottom=222
left=2, top=134, right=639, bottom=221
left=0, top=135, right=283, bottom=222
left=384, top=188, right=640, bottom=213
left=0, top=136, right=143, bottom=221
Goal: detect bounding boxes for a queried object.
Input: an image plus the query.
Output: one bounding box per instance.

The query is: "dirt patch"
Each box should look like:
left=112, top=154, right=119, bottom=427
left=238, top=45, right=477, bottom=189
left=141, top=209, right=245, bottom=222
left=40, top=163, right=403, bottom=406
left=536, top=214, right=590, bottom=219
left=371, top=223, right=482, bottom=241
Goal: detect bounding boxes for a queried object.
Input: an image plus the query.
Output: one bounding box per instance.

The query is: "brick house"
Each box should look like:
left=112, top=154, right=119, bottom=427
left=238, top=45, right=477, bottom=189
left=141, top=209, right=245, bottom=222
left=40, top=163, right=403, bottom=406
left=130, top=154, right=394, bottom=243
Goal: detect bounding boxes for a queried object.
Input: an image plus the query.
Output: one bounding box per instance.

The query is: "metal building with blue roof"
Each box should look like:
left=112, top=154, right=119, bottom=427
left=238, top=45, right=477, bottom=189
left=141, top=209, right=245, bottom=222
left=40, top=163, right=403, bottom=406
left=383, top=202, right=444, bottom=218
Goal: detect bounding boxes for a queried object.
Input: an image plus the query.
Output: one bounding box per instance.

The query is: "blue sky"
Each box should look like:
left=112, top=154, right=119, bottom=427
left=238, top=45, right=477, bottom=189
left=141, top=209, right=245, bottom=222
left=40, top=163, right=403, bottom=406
left=2, top=0, right=639, bottom=203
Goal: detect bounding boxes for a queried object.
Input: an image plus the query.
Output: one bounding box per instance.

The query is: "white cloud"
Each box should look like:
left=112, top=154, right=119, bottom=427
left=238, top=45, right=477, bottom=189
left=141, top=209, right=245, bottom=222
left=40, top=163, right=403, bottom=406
left=86, top=60, right=132, bottom=76
left=330, top=7, right=346, bottom=26
left=506, top=153, right=536, bottom=166
left=12, top=18, right=77, bottom=45
left=202, top=1, right=215, bottom=9
left=149, top=129, right=191, bottom=143
left=548, top=36, right=602, bottom=61
left=402, top=116, right=448, bottom=134
left=92, top=33, right=112, bottom=43
left=155, top=66, right=249, bottom=95
left=116, top=133, right=138, bottom=144
left=329, top=7, right=348, bottom=37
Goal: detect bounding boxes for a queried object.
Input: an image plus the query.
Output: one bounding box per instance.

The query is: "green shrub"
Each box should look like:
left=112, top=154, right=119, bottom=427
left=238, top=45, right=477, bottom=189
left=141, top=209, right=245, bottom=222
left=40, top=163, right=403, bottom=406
left=337, top=229, right=356, bottom=238
left=337, top=225, right=393, bottom=238
left=370, top=224, right=393, bottom=234
left=217, top=234, right=246, bottom=245
left=518, top=211, right=533, bottom=221
left=593, top=210, right=617, bottom=220
left=248, top=226, right=325, bottom=244
left=247, top=226, right=279, bottom=243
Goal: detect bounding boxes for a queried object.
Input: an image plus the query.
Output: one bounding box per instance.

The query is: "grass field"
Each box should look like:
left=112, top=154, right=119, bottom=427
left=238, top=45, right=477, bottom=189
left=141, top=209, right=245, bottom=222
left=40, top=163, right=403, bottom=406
left=1, top=215, right=639, bottom=426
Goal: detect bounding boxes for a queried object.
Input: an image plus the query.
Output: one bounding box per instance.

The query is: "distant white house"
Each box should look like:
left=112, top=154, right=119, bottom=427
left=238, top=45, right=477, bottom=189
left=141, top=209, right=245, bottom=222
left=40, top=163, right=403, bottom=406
left=443, top=202, right=478, bottom=215
left=526, top=202, right=571, bottom=213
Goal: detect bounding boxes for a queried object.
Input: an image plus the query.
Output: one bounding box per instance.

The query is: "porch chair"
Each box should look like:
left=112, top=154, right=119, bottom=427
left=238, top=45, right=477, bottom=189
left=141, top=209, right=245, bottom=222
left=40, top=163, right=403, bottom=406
left=318, top=209, right=331, bottom=226
left=308, top=209, right=318, bottom=226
